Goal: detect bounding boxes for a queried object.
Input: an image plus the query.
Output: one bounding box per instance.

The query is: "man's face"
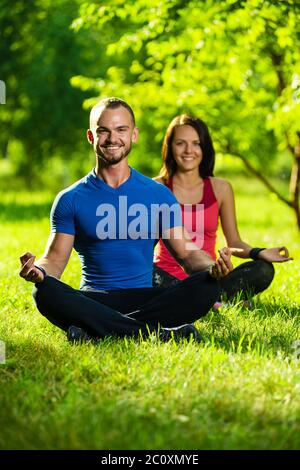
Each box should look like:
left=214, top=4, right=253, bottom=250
left=89, top=106, right=138, bottom=166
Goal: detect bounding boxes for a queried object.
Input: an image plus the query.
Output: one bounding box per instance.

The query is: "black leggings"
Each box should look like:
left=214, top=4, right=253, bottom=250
left=153, top=260, right=275, bottom=300
left=32, top=271, right=221, bottom=339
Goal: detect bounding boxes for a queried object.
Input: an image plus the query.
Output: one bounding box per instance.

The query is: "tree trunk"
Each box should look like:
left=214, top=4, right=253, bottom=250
left=227, top=145, right=300, bottom=230
left=290, top=135, right=300, bottom=229
left=0, top=140, right=8, bottom=159
left=23, top=143, right=35, bottom=189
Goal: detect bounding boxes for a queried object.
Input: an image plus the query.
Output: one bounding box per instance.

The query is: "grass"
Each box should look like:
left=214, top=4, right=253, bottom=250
left=0, top=175, right=300, bottom=450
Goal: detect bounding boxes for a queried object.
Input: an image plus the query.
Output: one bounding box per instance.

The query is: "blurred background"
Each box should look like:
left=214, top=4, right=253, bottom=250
left=1, top=2, right=300, bottom=451
left=0, top=0, right=299, bottom=229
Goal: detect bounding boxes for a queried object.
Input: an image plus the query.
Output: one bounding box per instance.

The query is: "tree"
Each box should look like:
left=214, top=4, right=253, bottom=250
left=0, top=0, right=92, bottom=185
left=73, top=0, right=300, bottom=228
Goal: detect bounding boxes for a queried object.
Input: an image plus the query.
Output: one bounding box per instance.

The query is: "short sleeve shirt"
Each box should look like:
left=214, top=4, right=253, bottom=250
left=50, top=168, right=181, bottom=290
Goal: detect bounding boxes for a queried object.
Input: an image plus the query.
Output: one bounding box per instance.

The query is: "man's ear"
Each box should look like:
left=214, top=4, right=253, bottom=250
left=87, top=129, right=94, bottom=144
left=131, top=127, right=139, bottom=143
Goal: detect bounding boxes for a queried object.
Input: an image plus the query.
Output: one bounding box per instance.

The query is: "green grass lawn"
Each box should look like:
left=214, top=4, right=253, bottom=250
left=0, top=176, right=300, bottom=450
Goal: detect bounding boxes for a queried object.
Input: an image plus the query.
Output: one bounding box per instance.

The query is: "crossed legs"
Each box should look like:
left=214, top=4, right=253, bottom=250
left=153, top=260, right=275, bottom=301
left=33, top=272, right=220, bottom=339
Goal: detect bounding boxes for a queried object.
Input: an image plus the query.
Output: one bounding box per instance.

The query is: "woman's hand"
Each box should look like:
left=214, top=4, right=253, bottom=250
left=258, top=247, right=293, bottom=263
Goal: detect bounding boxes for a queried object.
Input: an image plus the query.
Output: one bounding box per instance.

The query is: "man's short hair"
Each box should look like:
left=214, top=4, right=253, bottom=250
left=90, top=97, right=136, bottom=127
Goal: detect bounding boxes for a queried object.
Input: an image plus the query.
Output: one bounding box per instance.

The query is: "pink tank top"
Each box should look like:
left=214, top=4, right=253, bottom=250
left=154, top=177, right=219, bottom=280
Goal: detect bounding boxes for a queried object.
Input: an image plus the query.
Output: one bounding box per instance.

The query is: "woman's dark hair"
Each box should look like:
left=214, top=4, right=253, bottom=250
left=159, top=114, right=215, bottom=181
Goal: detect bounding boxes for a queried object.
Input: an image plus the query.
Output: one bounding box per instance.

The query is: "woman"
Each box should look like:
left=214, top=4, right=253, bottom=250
left=153, top=114, right=292, bottom=303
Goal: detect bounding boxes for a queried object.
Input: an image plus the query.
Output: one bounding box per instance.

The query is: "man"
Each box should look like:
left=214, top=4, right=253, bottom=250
left=19, top=97, right=232, bottom=342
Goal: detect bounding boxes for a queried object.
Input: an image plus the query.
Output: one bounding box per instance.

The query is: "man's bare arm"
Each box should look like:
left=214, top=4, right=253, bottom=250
left=19, top=233, right=74, bottom=283
left=162, top=226, right=232, bottom=278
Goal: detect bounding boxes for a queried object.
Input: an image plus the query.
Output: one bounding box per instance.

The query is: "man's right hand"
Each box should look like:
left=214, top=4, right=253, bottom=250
left=209, top=247, right=233, bottom=279
left=19, top=252, right=45, bottom=283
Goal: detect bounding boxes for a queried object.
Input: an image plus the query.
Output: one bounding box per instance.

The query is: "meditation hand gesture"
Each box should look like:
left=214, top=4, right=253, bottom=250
left=258, top=247, right=293, bottom=263
left=19, top=252, right=45, bottom=283
left=209, top=247, right=233, bottom=279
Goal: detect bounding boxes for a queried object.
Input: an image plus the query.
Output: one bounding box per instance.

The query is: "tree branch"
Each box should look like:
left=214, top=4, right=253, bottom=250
left=226, top=148, right=293, bottom=208
left=284, top=132, right=294, bottom=155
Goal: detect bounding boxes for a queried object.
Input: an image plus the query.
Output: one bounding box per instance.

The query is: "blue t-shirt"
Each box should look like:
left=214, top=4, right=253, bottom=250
left=50, top=168, right=181, bottom=290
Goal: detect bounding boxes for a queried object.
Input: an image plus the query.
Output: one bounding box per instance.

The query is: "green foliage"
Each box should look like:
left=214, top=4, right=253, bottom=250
left=0, top=0, right=92, bottom=183
left=0, top=178, right=300, bottom=449
left=1, top=0, right=300, bottom=200
left=73, top=0, right=300, bottom=175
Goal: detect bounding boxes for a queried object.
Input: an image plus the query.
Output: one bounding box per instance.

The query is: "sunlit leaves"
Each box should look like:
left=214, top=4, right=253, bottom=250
left=72, top=0, right=299, bottom=180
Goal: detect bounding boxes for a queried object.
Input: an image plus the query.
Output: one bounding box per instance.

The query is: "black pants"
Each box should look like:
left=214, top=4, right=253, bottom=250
left=32, top=272, right=221, bottom=339
left=153, top=260, right=275, bottom=300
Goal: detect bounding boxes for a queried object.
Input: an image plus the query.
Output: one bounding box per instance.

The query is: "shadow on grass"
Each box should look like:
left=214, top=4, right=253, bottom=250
left=2, top=335, right=300, bottom=450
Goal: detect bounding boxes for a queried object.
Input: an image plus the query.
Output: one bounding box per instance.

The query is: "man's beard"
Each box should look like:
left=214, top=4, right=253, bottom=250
left=96, top=143, right=132, bottom=167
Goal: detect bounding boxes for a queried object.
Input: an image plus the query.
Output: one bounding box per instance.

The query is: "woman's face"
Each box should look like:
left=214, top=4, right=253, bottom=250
left=171, top=125, right=203, bottom=172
